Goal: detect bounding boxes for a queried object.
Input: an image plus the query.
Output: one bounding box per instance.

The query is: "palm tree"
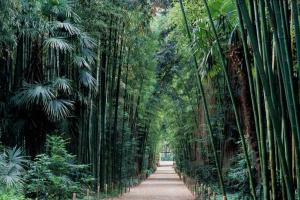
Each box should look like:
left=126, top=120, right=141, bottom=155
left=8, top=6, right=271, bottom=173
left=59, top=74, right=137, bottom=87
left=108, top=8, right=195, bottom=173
left=0, top=147, right=27, bottom=189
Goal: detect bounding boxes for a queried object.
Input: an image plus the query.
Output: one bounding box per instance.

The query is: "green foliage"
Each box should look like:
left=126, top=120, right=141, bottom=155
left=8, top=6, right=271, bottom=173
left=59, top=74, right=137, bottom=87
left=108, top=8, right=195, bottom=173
left=0, top=188, right=27, bottom=200
left=227, top=152, right=248, bottom=189
left=226, top=142, right=252, bottom=198
left=0, top=0, right=259, bottom=198
left=25, top=136, right=93, bottom=199
left=0, top=1, right=20, bottom=47
left=13, top=82, right=74, bottom=121
left=0, top=147, right=27, bottom=189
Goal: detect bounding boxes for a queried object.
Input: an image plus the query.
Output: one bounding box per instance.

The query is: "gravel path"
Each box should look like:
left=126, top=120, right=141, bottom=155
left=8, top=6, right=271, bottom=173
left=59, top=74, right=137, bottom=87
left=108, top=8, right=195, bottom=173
left=114, top=161, right=195, bottom=200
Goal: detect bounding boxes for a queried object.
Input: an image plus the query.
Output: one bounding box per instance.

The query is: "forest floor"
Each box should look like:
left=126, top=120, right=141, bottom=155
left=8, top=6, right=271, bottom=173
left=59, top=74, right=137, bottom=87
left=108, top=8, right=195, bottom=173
left=113, top=161, right=194, bottom=200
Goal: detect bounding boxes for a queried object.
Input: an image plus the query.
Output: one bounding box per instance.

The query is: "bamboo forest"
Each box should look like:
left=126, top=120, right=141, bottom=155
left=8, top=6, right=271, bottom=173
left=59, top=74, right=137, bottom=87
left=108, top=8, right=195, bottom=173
left=2, top=0, right=300, bottom=200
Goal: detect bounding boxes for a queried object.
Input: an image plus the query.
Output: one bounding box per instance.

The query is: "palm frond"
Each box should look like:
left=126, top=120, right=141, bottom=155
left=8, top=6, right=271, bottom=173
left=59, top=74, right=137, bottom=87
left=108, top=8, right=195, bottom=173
left=45, top=0, right=78, bottom=21
left=78, top=70, right=97, bottom=92
left=52, top=77, right=73, bottom=95
left=74, top=56, right=91, bottom=70
left=79, top=33, right=96, bottom=49
left=44, top=37, right=73, bottom=52
left=44, top=99, right=74, bottom=121
left=52, top=21, right=81, bottom=36
left=81, top=48, right=96, bottom=64
left=6, top=147, right=28, bottom=169
left=0, top=172, right=22, bottom=188
left=0, top=147, right=27, bottom=188
left=13, top=84, right=55, bottom=107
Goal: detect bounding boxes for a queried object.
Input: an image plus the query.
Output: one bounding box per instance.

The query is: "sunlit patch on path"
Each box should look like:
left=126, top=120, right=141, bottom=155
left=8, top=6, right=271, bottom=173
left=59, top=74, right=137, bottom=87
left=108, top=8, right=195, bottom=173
left=114, top=161, right=194, bottom=200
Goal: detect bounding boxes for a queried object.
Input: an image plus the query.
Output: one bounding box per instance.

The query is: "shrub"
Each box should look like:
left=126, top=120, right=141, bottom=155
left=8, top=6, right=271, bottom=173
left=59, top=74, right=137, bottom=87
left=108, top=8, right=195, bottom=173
left=0, top=147, right=28, bottom=200
left=0, top=188, right=27, bottom=200
left=25, top=135, right=93, bottom=199
left=0, top=147, right=27, bottom=188
left=226, top=149, right=252, bottom=198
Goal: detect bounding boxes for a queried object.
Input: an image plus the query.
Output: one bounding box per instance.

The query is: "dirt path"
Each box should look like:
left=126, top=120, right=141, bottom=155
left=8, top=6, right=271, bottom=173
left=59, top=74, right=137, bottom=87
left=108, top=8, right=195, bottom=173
left=114, top=161, right=194, bottom=200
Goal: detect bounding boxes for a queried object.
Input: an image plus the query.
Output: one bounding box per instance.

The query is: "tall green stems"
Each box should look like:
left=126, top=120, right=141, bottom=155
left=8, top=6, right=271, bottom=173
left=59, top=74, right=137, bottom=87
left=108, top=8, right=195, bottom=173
left=201, top=0, right=256, bottom=199
left=291, top=0, right=300, bottom=79
left=235, top=0, right=296, bottom=199
left=178, top=0, right=227, bottom=198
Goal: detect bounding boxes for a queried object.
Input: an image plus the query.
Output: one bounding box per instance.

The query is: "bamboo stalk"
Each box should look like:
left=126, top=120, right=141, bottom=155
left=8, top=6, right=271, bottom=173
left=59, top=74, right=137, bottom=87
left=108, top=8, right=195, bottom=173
left=235, top=1, right=295, bottom=199
left=178, top=0, right=227, bottom=197
left=202, top=0, right=256, bottom=198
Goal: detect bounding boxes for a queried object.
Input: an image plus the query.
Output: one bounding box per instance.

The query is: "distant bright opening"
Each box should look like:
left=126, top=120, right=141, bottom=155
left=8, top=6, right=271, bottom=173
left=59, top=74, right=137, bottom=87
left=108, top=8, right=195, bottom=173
left=159, top=141, right=174, bottom=166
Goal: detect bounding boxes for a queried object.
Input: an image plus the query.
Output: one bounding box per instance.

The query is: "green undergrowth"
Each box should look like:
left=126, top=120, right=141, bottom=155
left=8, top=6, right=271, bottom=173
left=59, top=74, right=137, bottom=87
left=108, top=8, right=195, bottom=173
left=0, top=135, right=157, bottom=200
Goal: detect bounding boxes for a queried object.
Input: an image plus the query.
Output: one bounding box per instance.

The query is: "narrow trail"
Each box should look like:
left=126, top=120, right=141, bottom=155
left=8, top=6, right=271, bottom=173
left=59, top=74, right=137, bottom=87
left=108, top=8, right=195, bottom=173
left=114, top=161, right=194, bottom=200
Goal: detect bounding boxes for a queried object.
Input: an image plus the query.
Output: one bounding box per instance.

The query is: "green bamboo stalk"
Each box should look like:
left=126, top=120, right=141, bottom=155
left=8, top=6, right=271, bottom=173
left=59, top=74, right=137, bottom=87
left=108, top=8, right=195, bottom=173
left=253, top=0, right=262, bottom=53
left=291, top=0, right=300, bottom=79
left=292, top=2, right=300, bottom=196
left=100, top=32, right=108, bottom=190
left=236, top=3, right=261, bottom=170
left=178, top=0, right=226, bottom=198
left=269, top=42, right=277, bottom=200
left=235, top=7, right=270, bottom=198
left=271, top=1, right=300, bottom=198
left=257, top=1, right=272, bottom=198
left=266, top=0, right=292, bottom=185
left=236, top=0, right=295, bottom=199
left=201, top=1, right=256, bottom=198
left=120, top=49, right=130, bottom=192
left=95, top=35, right=103, bottom=189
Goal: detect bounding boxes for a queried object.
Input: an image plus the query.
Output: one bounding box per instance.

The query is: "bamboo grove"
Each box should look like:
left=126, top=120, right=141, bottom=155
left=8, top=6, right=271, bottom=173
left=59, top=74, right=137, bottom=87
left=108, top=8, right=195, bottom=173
left=0, top=0, right=160, bottom=196
left=2, top=0, right=300, bottom=200
left=151, top=0, right=300, bottom=199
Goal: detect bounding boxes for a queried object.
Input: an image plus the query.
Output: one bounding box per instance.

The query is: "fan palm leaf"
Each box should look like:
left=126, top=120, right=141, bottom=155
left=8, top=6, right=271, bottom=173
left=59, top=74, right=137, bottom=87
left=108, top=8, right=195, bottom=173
left=6, top=148, right=27, bottom=171
left=44, top=0, right=78, bottom=20
left=74, top=56, right=91, bottom=70
left=44, top=37, right=73, bottom=52
left=78, top=70, right=97, bottom=92
left=52, top=77, right=73, bottom=95
left=79, top=33, right=96, bottom=49
left=13, top=84, right=55, bottom=108
left=0, top=147, right=27, bottom=188
left=44, top=99, right=74, bottom=121
left=52, top=21, right=81, bottom=36
left=81, top=48, right=96, bottom=64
